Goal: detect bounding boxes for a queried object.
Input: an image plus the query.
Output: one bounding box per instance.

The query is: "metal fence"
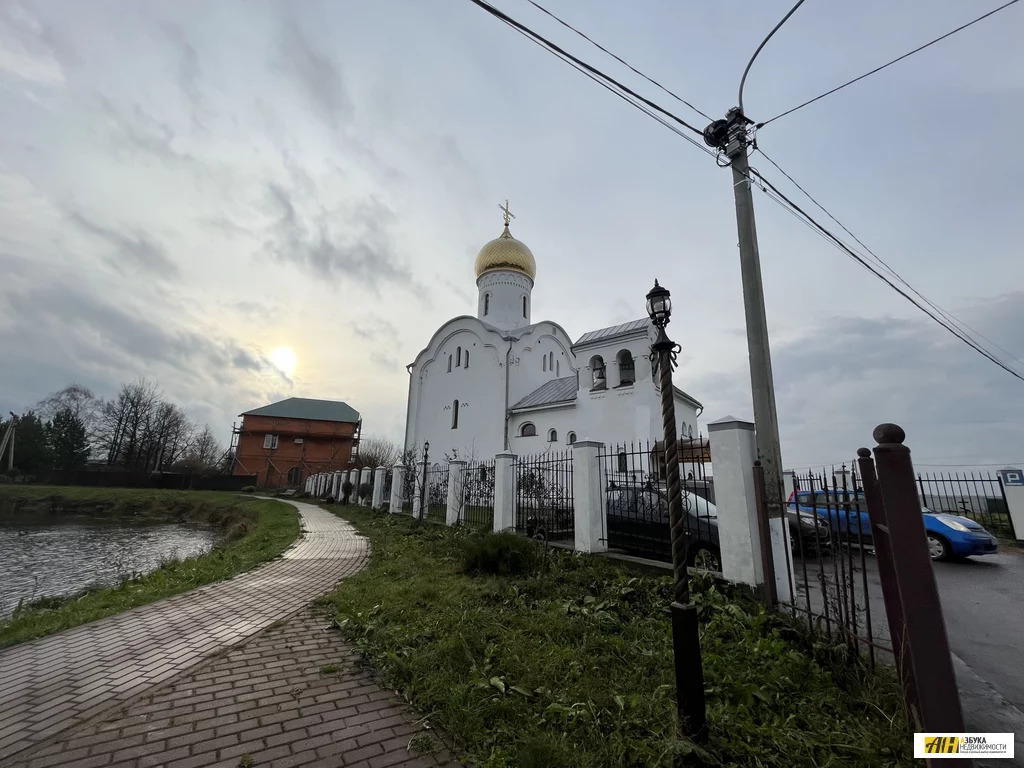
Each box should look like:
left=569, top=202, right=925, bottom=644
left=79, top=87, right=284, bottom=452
left=425, top=464, right=449, bottom=523
left=599, top=437, right=717, bottom=568
left=460, top=460, right=495, bottom=529
left=380, top=468, right=393, bottom=507
left=776, top=466, right=890, bottom=667
left=917, top=471, right=1014, bottom=539
left=399, top=465, right=418, bottom=516
left=515, top=450, right=574, bottom=542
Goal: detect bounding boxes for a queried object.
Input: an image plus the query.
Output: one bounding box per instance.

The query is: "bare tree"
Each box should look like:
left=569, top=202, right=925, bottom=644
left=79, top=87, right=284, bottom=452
left=354, top=435, right=401, bottom=469
left=173, top=425, right=224, bottom=474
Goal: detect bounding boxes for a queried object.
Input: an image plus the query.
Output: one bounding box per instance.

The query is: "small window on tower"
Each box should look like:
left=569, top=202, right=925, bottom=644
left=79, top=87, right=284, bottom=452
left=484, top=293, right=490, bottom=315
left=451, top=399, right=459, bottom=429
left=456, top=346, right=462, bottom=367
left=448, top=355, right=452, bottom=373
left=543, top=355, right=547, bottom=372
left=522, top=296, right=527, bottom=318
left=464, top=349, right=470, bottom=368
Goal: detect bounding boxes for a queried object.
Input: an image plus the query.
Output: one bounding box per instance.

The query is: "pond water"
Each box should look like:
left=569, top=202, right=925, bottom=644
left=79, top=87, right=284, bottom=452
left=0, top=519, right=220, bottom=618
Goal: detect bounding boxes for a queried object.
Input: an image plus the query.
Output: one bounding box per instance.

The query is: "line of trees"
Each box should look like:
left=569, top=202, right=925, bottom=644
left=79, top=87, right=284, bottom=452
left=1, top=380, right=226, bottom=478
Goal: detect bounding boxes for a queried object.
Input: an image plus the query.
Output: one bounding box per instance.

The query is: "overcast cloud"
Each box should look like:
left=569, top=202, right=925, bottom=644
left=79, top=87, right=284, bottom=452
left=1, top=0, right=1022, bottom=471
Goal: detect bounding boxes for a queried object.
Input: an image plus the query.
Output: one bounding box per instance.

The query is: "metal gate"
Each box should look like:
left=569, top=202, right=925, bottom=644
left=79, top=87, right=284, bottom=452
left=460, top=460, right=495, bottom=528
left=917, top=471, right=1015, bottom=539
left=514, top=450, right=574, bottom=542
left=425, top=464, right=449, bottom=523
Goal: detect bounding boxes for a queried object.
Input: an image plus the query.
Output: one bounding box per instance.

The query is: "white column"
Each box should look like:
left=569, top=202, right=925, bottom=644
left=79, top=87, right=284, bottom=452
left=304, top=477, right=311, bottom=494
left=493, top=452, right=516, bottom=532
left=359, top=467, right=372, bottom=505
left=998, top=468, right=1024, bottom=543
left=390, top=464, right=406, bottom=514
left=332, top=471, right=342, bottom=501
left=315, top=474, right=322, bottom=497
left=372, top=467, right=386, bottom=509
left=707, top=418, right=762, bottom=587
left=447, top=460, right=466, bottom=526
left=572, top=441, right=607, bottom=554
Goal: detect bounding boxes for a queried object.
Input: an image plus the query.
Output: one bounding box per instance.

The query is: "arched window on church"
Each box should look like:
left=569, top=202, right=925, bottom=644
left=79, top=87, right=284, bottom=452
left=589, top=355, right=606, bottom=391
left=548, top=351, right=554, bottom=371
left=520, top=422, right=536, bottom=437
left=567, top=432, right=576, bottom=445
left=484, top=293, right=490, bottom=315
left=522, top=296, right=527, bottom=318
left=547, top=428, right=558, bottom=442
left=543, top=354, right=547, bottom=372
left=451, top=399, right=459, bottom=429
left=556, top=360, right=560, bottom=376
left=617, top=349, right=635, bottom=386
left=464, top=349, right=470, bottom=368
left=447, top=355, right=452, bottom=373
left=456, top=346, right=462, bottom=367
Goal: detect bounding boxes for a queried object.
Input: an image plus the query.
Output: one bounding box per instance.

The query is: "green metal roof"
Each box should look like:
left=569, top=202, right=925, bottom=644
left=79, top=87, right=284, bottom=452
left=240, top=397, right=360, bottom=423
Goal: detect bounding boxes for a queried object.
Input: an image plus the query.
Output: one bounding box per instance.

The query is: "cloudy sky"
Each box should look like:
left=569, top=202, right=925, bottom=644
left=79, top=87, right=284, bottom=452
left=1, top=0, right=1022, bottom=471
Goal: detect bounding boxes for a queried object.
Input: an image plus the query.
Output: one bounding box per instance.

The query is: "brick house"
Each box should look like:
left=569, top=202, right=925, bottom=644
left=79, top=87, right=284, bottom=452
left=231, top=398, right=361, bottom=487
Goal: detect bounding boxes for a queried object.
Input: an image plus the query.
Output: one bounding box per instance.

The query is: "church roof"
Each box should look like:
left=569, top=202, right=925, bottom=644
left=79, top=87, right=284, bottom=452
left=240, top=397, right=360, bottom=423
left=510, top=376, right=578, bottom=411
left=574, top=318, right=650, bottom=347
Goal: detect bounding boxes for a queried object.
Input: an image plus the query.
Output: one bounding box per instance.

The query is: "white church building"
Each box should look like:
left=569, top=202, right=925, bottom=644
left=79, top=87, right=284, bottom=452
left=403, top=208, right=703, bottom=461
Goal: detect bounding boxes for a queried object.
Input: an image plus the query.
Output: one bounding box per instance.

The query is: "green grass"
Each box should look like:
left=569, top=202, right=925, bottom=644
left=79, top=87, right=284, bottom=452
left=322, top=504, right=913, bottom=768
left=0, top=486, right=300, bottom=648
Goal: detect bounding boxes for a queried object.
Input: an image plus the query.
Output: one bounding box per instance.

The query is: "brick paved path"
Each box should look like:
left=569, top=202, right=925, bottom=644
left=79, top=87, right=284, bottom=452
left=0, top=500, right=457, bottom=768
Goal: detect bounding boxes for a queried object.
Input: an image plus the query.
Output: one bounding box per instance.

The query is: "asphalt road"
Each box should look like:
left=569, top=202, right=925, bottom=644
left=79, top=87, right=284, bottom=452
left=792, top=546, right=1024, bottom=708
left=933, top=549, right=1024, bottom=711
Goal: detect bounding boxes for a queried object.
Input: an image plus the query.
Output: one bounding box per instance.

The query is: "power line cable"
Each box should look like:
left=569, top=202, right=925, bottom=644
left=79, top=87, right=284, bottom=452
left=522, top=0, right=713, bottom=121
left=760, top=0, right=1022, bottom=126
left=738, top=0, right=807, bottom=114
left=746, top=167, right=1024, bottom=382
left=468, top=0, right=1024, bottom=383
left=467, top=0, right=705, bottom=137
left=753, top=146, right=1024, bottom=369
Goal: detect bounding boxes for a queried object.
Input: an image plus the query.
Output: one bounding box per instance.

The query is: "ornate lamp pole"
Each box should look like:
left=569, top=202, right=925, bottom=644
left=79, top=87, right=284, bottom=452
left=417, top=441, right=430, bottom=522
left=646, top=279, right=707, bottom=739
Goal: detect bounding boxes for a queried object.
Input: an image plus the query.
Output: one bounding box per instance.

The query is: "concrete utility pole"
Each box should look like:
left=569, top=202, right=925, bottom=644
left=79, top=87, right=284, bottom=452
left=705, top=109, right=785, bottom=519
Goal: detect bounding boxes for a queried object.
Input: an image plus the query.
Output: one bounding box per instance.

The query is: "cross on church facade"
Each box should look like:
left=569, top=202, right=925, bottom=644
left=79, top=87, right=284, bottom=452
left=499, top=199, right=515, bottom=227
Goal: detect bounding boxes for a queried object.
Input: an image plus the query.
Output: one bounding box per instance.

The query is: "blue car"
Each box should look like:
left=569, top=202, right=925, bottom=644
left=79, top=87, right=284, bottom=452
left=786, top=490, right=999, bottom=561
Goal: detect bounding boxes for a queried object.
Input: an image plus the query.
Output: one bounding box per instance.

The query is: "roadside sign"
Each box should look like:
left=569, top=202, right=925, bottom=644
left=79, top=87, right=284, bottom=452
left=998, top=469, right=1024, bottom=487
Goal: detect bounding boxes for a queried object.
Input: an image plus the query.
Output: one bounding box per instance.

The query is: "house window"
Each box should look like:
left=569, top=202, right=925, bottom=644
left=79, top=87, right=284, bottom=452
left=451, top=399, right=459, bottom=429
left=520, top=422, right=536, bottom=437
left=547, top=428, right=558, bottom=442
left=522, top=296, right=527, bottom=318
left=617, top=350, right=635, bottom=386
left=448, top=355, right=452, bottom=373
left=263, top=434, right=279, bottom=450
left=567, top=432, right=576, bottom=445
left=464, top=349, right=470, bottom=368
left=456, top=346, right=462, bottom=367
left=589, top=355, right=606, bottom=390
left=484, top=293, right=490, bottom=315
left=617, top=451, right=628, bottom=473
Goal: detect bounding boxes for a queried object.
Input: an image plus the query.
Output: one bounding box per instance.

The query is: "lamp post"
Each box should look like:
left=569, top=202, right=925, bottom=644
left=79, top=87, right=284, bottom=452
left=417, top=441, right=430, bottom=522
left=646, top=279, right=707, bottom=739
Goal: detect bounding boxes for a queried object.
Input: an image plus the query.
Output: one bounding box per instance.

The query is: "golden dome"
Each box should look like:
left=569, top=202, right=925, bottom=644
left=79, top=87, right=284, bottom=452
left=474, top=225, right=536, bottom=281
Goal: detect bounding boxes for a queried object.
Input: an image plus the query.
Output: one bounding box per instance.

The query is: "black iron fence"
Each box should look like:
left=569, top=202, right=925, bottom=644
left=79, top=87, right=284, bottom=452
left=917, top=471, right=1014, bottom=539
left=776, top=466, right=889, bottom=667
left=380, top=468, right=394, bottom=507
left=425, top=464, right=449, bottom=523
left=515, top=450, right=574, bottom=542
left=460, top=460, right=495, bottom=529
left=599, top=437, right=717, bottom=570
left=399, top=465, right=418, bottom=516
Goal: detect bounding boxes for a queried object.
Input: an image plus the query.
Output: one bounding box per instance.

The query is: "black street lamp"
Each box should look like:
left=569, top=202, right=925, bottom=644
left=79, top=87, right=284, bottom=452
left=646, top=279, right=708, bottom=739
left=418, top=441, right=430, bottom=522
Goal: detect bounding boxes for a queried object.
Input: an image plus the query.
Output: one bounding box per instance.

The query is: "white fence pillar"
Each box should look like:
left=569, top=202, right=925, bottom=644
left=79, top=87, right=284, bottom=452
left=493, top=453, right=516, bottom=532
left=372, top=467, right=386, bottom=509
left=315, top=474, right=322, bottom=497
left=572, top=441, right=607, bottom=554
left=389, top=465, right=406, bottom=514
left=998, top=468, right=1024, bottom=543
left=707, top=418, right=763, bottom=588
left=447, top=460, right=466, bottom=526
left=330, top=471, right=340, bottom=501
left=359, top=467, right=372, bottom=505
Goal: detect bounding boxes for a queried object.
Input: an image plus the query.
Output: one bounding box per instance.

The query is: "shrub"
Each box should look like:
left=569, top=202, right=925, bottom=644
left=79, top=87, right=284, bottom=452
left=341, top=481, right=354, bottom=504
left=240, top=485, right=256, bottom=493
left=461, top=531, right=539, bottom=576
left=358, top=482, right=372, bottom=501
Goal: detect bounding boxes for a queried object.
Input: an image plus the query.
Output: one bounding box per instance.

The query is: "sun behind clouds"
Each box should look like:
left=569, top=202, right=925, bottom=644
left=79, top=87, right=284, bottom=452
left=270, top=346, right=298, bottom=376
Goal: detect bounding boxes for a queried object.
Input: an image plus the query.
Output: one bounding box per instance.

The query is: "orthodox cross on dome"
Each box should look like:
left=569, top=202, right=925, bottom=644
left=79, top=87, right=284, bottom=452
left=499, top=199, right=515, bottom=227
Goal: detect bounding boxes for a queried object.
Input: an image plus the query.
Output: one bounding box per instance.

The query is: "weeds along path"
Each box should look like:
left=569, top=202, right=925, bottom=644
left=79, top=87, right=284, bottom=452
left=0, top=500, right=367, bottom=761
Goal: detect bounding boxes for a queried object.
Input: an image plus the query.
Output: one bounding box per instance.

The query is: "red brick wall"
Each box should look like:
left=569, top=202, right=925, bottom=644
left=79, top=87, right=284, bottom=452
left=233, top=415, right=358, bottom=487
